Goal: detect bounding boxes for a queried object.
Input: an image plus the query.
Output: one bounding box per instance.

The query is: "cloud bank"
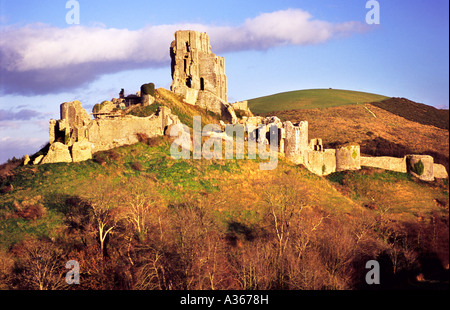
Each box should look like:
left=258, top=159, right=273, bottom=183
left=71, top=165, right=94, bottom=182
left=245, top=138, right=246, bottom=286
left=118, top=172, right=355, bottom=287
left=0, top=108, right=44, bottom=121
left=0, top=9, right=367, bottom=95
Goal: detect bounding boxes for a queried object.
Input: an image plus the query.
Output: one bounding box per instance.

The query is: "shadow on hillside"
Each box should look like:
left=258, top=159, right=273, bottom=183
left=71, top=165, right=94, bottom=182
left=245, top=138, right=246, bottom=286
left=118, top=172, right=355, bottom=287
left=225, top=221, right=256, bottom=246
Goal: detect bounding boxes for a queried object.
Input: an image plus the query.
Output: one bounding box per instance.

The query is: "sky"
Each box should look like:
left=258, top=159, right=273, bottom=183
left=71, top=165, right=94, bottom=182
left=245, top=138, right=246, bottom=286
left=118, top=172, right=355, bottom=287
left=0, top=0, right=449, bottom=164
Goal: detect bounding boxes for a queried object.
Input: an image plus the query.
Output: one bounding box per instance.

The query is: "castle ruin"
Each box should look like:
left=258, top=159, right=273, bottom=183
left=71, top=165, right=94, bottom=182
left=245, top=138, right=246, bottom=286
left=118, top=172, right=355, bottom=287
left=170, top=30, right=237, bottom=121
left=34, top=30, right=447, bottom=181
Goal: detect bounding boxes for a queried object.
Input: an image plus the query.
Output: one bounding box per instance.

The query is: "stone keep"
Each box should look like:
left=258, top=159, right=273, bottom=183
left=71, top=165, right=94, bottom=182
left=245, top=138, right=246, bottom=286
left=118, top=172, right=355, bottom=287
left=170, top=30, right=227, bottom=114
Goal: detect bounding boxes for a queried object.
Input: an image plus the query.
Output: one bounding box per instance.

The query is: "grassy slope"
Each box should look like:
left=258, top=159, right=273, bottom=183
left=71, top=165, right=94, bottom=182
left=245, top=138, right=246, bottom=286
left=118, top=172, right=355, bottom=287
left=0, top=139, right=352, bottom=248
left=370, top=97, right=449, bottom=130
left=0, top=88, right=448, bottom=289
left=247, top=89, right=389, bottom=114
left=0, top=88, right=447, bottom=249
left=0, top=137, right=448, bottom=249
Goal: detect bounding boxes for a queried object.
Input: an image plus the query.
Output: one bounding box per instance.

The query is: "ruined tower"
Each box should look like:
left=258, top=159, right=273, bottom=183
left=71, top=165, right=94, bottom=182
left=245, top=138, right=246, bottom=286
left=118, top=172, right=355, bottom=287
left=283, top=121, right=309, bottom=165
left=170, top=30, right=228, bottom=115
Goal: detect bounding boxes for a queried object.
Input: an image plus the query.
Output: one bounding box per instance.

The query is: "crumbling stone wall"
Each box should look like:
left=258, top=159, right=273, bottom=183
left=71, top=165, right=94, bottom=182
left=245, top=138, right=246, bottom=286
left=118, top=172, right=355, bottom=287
left=44, top=102, right=179, bottom=164
left=336, top=144, right=361, bottom=171
left=305, top=148, right=336, bottom=176
left=360, top=156, right=407, bottom=173
left=406, top=154, right=434, bottom=181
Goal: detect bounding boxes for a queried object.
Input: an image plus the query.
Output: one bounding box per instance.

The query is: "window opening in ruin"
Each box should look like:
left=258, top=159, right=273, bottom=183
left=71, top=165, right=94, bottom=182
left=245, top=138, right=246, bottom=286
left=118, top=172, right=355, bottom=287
left=186, top=77, right=192, bottom=88
left=186, top=41, right=190, bottom=52
left=184, top=59, right=187, bottom=73
left=200, top=77, right=205, bottom=91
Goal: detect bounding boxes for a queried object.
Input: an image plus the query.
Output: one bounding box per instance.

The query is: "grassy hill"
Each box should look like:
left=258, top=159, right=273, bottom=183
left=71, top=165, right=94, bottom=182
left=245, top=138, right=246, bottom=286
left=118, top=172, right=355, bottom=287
left=0, top=88, right=448, bottom=290
left=0, top=137, right=448, bottom=290
left=247, top=89, right=389, bottom=114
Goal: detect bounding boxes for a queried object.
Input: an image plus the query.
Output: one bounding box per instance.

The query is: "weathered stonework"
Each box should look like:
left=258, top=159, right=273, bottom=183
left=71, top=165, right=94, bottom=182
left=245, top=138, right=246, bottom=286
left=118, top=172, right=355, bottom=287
left=336, top=144, right=361, bottom=171
left=41, top=142, right=72, bottom=164
left=23, top=154, right=30, bottom=166
left=360, top=156, right=407, bottom=173
left=171, top=30, right=227, bottom=103
left=170, top=30, right=237, bottom=121
left=305, top=148, right=336, bottom=176
left=141, top=94, right=155, bottom=106
left=283, top=121, right=309, bottom=165
left=434, top=163, right=449, bottom=179
left=33, top=155, right=44, bottom=165
left=44, top=102, right=180, bottom=164
left=406, top=154, right=434, bottom=181
left=72, top=141, right=93, bottom=162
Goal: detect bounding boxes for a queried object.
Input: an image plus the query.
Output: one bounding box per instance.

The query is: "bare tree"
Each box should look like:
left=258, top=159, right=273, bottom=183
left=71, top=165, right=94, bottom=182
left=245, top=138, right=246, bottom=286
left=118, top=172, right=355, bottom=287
left=119, top=178, right=165, bottom=242
left=15, top=239, right=66, bottom=290
left=258, top=173, right=308, bottom=288
left=81, top=179, right=123, bottom=257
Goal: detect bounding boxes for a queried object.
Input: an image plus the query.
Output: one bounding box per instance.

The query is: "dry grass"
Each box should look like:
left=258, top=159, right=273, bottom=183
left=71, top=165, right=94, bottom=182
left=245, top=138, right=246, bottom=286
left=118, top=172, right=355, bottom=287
left=263, top=104, right=449, bottom=169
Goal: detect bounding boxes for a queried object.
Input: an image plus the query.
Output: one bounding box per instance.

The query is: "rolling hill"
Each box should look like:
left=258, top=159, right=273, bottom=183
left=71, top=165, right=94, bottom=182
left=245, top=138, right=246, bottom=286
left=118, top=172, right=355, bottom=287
left=0, top=87, right=448, bottom=290
left=253, top=90, right=449, bottom=171
left=247, top=89, right=389, bottom=114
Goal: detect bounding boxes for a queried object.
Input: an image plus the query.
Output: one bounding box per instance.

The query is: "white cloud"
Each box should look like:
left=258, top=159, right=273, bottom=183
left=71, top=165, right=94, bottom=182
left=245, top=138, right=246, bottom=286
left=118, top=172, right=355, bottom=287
left=0, top=9, right=367, bottom=95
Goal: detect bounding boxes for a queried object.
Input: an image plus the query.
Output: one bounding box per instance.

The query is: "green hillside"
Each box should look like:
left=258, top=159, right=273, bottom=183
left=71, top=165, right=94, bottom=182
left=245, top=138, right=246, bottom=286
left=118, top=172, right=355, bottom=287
left=0, top=88, right=447, bottom=290
left=0, top=137, right=448, bottom=290
left=247, top=89, right=390, bottom=114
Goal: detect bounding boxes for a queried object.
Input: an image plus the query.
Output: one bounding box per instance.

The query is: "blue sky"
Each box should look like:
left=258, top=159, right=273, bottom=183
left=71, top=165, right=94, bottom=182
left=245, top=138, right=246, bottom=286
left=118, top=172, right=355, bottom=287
left=0, top=0, right=448, bottom=163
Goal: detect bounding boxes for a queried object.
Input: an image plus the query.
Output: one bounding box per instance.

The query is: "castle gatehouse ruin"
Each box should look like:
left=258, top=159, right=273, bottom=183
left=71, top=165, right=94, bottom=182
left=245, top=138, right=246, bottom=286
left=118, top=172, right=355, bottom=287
left=34, top=30, right=447, bottom=181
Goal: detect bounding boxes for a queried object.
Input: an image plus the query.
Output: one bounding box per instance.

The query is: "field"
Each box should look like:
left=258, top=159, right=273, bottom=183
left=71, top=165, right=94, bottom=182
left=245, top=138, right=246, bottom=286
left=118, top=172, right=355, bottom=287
left=247, top=89, right=389, bottom=114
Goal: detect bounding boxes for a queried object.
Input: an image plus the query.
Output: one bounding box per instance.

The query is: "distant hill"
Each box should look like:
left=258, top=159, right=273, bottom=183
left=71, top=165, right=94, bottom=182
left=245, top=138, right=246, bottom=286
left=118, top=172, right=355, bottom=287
left=247, top=89, right=389, bottom=114
left=370, top=97, right=449, bottom=130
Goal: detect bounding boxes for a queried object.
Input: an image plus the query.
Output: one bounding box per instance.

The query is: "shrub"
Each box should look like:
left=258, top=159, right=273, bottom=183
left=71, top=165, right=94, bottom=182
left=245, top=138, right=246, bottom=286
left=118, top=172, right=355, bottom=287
left=127, top=103, right=162, bottom=117
left=92, top=150, right=120, bottom=165
left=141, top=83, right=155, bottom=96
left=92, top=100, right=111, bottom=114
left=412, top=160, right=424, bottom=176
left=136, top=133, right=150, bottom=144
left=131, top=161, right=144, bottom=172
left=13, top=200, right=47, bottom=221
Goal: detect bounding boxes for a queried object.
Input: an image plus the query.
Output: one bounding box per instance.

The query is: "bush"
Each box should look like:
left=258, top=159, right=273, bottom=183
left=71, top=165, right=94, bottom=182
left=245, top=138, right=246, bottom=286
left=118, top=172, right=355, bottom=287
left=412, top=160, right=424, bottom=176
left=92, top=100, right=111, bottom=114
left=13, top=200, right=47, bottom=221
left=92, top=149, right=121, bottom=165
left=93, top=153, right=107, bottom=165
left=141, top=83, right=155, bottom=96
left=131, top=161, right=144, bottom=172
left=128, top=103, right=162, bottom=117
